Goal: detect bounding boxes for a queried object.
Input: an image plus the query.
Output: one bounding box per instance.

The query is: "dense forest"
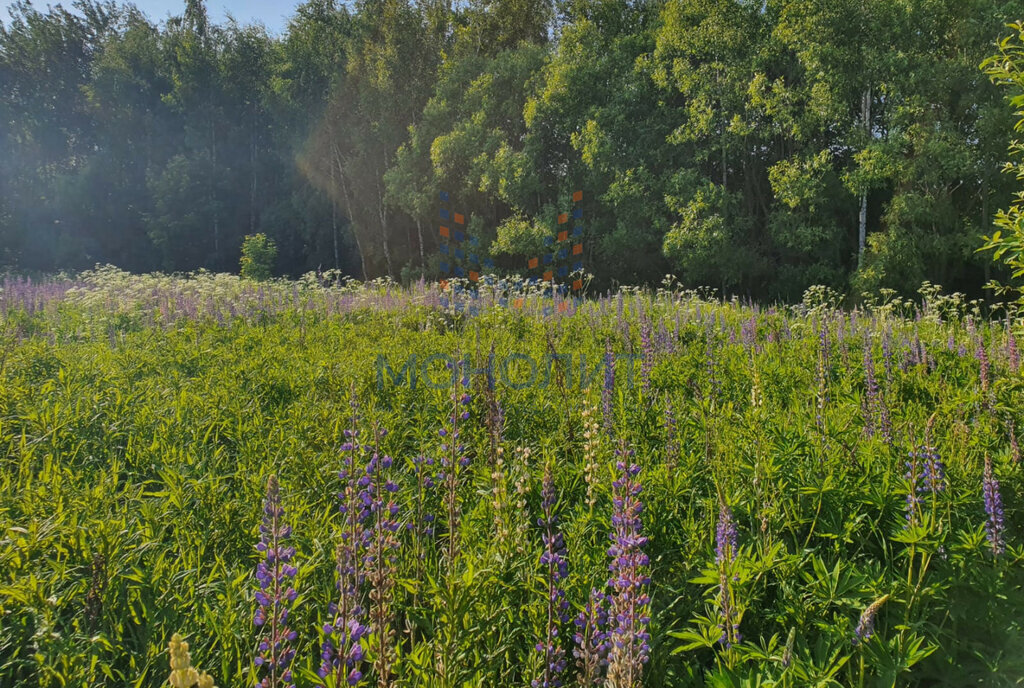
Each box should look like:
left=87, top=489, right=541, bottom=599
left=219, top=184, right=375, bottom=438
left=1, top=0, right=1022, bottom=298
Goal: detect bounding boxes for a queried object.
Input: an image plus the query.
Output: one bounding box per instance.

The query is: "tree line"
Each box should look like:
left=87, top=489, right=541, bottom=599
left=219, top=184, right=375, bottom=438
left=1, top=0, right=1021, bottom=299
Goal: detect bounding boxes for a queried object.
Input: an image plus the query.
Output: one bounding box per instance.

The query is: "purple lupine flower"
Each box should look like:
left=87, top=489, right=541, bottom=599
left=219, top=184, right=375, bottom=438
left=534, top=463, right=569, bottom=688
left=853, top=595, right=889, bottom=645
left=983, top=455, right=1006, bottom=556
left=741, top=315, right=757, bottom=353
left=640, top=317, right=654, bottom=397
left=715, top=503, right=741, bottom=648
left=916, top=446, right=946, bottom=495
left=977, top=337, right=991, bottom=400
left=1008, top=331, right=1020, bottom=374
left=254, top=475, right=298, bottom=688
left=602, top=341, right=615, bottom=436
left=573, top=589, right=610, bottom=687
left=319, top=395, right=369, bottom=687
left=606, top=451, right=651, bottom=688
left=715, top=503, right=738, bottom=566
left=881, top=326, right=894, bottom=389
left=365, top=428, right=401, bottom=687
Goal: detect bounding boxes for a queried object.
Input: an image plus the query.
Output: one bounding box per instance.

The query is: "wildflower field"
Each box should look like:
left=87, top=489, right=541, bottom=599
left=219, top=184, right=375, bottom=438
left=0, top=268, right=1022, bottom=688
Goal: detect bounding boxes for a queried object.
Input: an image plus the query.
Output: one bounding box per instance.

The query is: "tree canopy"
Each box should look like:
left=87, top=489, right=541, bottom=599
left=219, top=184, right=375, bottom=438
left=0, top=0, right=1020, bottom=299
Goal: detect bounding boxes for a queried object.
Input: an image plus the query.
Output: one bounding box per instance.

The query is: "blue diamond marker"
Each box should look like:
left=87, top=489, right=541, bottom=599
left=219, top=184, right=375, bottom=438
left=558, top=266, right=568, bottom=277
left=440, top=191, right=450, bottom=202
left=558, top=248, right=568, bottom=260
left=440, top=261, right=450, bottom=273
left=469, top=253, right=478, bottom=264
left=440, top=244, right=449, bottom=255
left=454, top=248, right=465, bottom=260
left=455, top=266, right=465, bottom=277
left=572, top=261, right=583, bottom=272
left=483, top=258, right=495, bottom=269
left=454, top=230, right=465, bottom=242
left=470, top=236, right=479, bottom=247
left=544, top=236, right=555, bottom=246
left=440, top=209, right=450, bottom=220
left=573, top=208, right=583, bottom=219
left=542, top=254, right=553, bottom=265
left=573, top=226, right=583, bottom=237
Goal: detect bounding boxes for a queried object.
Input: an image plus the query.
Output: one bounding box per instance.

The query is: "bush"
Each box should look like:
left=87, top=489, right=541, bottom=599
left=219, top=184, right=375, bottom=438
left=239, top=233, right=277, bottom=281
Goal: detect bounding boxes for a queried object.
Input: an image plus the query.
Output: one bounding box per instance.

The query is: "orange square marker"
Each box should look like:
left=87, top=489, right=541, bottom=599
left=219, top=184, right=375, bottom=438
left=572, top=243, right=583, bottom=256
left=558, top=231, right=569, bottom=242
left=513, top=298, right=524, bottom=309
left=469, top=271, right=479, bottom=282
left=543, top=270, right=554, bottom=282
left=528, top=257, right=539, bottom=269
left=439, top=225, right=450, bottom=238
left=440, top=279, right=449, bottom=289
left=573, top=190, right=583, bottom=202
left=454, top=213, right=465, bottom=225
left=557, top=213, right=568, bottom=224
left=557, top=302, right=568, bottom=313
left=573, top=279, right=583, bottom=291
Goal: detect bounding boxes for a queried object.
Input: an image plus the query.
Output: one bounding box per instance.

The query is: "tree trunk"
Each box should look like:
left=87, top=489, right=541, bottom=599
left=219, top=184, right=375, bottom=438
left=858, top=87, right=871, bottom=269
left=416, top=217, right=425, bottom=269
left=376, top=157, right=393, bottom=278
left=334, top=144, right=368, bottom=280
left=330, top=155, right=340, bottom=270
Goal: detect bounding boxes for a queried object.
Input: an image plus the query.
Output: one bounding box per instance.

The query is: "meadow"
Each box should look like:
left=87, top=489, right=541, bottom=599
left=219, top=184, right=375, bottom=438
left=0, top=267, right=1021, bottom=688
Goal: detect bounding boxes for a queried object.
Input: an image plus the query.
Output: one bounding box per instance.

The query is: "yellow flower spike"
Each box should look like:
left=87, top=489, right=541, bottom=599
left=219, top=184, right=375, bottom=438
left=166, top=632, right=216, bottom=688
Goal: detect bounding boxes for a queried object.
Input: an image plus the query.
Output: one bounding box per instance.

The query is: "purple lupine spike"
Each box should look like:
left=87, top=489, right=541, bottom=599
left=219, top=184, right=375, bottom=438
left=606, top=450, right=651, bottom=688
left=853, top=595, right=889, bottom=645
left=573, top=589, right=610, bottom=687
left=640, top=317, right=654, bottom=397
left=983, top=456, right=1006, bottom=557
left=881, top=326, right=894, bottom=389
left=715, top=503, right=738, bottom=566
left=741, top=315, right=757, bottom=353
left=365, top=428, right=400, bottom=687
left=917, top=446, right=946, bottom=496
left=254, top=475, right=298, bottom=688
left=319, top=394, right=369, bottom=687
left=715, top=503, right=741, bottom=648
left=533, top=463, right=569, bottom=688
left=903, top=451, right=923, bottom=529
left=1008, top=331, right=1020, bottom=374
left=602, top=341, right=615, bottom=436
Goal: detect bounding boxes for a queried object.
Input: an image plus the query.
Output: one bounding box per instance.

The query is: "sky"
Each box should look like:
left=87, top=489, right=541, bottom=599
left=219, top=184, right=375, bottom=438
left=3, top=0, right=301, bottom=35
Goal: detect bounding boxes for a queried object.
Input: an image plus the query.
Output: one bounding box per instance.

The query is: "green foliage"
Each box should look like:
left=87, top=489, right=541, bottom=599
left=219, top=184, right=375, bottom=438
left=239, top=233, right=277, bottom=281
left=1, top=0, right=1019, bottom=296
left=981, top=21, right=1024, bottom=305
left=0, top=270, right=1022, bottom=687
